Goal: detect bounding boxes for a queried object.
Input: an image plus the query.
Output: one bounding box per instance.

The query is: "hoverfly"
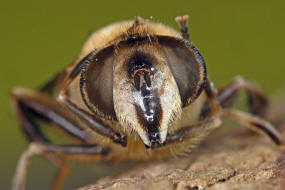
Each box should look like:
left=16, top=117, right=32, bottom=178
left=11, top=15, right=284, bottom=190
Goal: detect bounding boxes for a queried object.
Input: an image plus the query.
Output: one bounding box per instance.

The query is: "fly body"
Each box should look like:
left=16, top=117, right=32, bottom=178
left=11, top=15, right=285, bottom=190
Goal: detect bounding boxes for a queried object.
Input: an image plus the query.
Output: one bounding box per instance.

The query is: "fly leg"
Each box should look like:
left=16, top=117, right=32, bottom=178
left=200, top=76, right=268, bottom=119
left=223, top=109, right=285, bottom=149
left=175, top=14, right=190, bottom=40
left=10, top=87, right=90, bottom=143
left=203, top=80, right=220, bottom=115
left=13, top=142, right=109, bottom=190
left=10, top=87, right=126, bottom=145
left=163, top=117, right=222, bottom=147
left=161, top=109, right=285, bottom=150
left=217, top=76, right=268, bottom=116
left=51, top=160, right=71, bottom=190
left=10, top=88, right=126, bottom=190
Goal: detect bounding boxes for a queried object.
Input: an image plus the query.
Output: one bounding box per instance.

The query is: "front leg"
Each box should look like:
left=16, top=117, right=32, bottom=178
left=13, top=142, right=109, bottom=190
left=10, top=88, right=126, bottom=190
left=200, top=76, right=268, bottom=119
left=52, top=162, right=71, bottom=190
left=11, top=87, right=126, bottom=145
left=10, top=87, right=88, bottom=143
left=164, top=117, right=222, bottom=147
left=223, top=109, right=285, bottom=149
left=217, top=76, right=268, bottom=117
left=60, top=99, right=126, bottom=146
left=155, top=108, right=284, bottom=151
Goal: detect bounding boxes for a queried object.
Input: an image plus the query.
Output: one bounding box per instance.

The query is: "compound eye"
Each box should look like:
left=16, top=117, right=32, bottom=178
left=81, top=46, right=116, bottom=120
left=158, top=36, right=206, bottom=107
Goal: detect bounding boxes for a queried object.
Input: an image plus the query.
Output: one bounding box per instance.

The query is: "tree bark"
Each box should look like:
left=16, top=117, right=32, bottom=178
left=78, top=95, right=285, bottom=190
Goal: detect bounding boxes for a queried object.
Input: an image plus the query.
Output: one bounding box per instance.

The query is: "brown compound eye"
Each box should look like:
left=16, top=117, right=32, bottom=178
left=157, top=36, right=206, bottom=107
left=80, top=46, right=117, bottom=120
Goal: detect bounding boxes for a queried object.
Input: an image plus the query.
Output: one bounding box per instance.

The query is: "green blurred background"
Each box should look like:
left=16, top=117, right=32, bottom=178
left=1, top=0, right=285, bottom=189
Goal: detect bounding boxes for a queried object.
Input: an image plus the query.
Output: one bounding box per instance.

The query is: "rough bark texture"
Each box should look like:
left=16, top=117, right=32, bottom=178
left=78, top=96, right=285, bottom=190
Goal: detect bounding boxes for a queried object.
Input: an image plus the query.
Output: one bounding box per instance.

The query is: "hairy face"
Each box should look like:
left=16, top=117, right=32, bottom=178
left=113, top=40, right=182, bottom=148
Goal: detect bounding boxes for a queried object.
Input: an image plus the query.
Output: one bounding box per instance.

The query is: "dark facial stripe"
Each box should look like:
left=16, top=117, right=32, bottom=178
left=134, top=84, right=162, bottom=144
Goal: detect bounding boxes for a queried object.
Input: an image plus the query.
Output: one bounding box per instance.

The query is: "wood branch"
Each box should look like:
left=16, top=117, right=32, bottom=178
left=78, top=95, right=285, bottom=190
